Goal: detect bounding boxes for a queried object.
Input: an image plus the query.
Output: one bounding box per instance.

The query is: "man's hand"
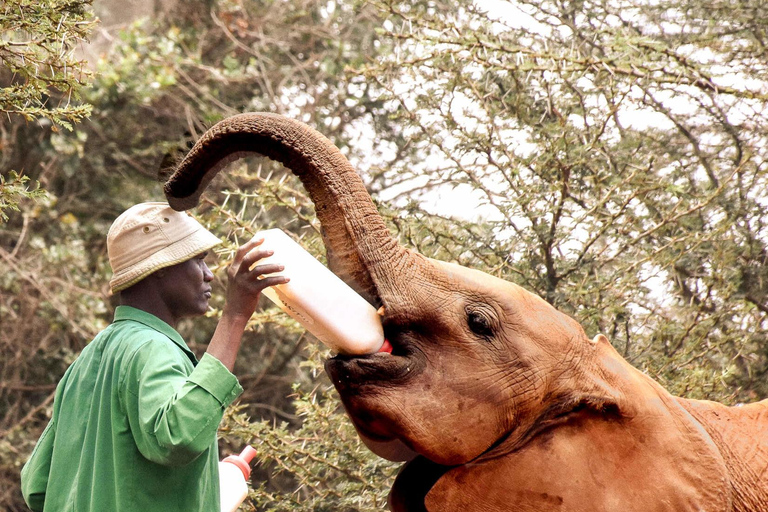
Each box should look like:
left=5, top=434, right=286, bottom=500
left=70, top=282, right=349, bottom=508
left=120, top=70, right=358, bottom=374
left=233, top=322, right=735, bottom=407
left=223, top=236, right=289, bottom=321
left=207, top=236, right=289, bottom=371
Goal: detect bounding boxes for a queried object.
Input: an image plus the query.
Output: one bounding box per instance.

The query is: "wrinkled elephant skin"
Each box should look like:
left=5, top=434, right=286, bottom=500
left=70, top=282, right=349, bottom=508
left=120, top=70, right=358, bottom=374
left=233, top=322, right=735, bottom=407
left=164, top=113, right=768, bottom=512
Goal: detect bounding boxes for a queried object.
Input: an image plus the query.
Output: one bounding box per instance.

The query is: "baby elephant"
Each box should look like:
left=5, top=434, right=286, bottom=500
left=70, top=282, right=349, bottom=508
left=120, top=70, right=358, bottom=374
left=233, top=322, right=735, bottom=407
left=165, top=112, right=768, bottom=512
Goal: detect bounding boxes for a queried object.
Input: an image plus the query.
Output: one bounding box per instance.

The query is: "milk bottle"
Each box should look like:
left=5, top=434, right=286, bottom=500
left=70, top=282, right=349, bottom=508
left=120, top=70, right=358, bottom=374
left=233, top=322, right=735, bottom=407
left=218, top=445, right=257, bottom=512
left=253, top=229, right=386, bottom=354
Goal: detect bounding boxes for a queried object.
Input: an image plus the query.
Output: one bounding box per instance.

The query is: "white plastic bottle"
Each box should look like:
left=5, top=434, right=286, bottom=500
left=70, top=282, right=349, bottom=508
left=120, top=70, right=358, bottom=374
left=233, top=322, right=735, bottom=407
left=219, top=445, right=257, bottom=512
left=253, top=229, right=386, bottom=355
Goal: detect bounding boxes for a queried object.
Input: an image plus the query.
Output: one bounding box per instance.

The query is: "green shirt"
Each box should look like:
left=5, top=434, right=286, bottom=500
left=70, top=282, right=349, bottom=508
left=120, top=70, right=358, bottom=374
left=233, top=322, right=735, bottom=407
left=20, top=306, right=244, bottom=512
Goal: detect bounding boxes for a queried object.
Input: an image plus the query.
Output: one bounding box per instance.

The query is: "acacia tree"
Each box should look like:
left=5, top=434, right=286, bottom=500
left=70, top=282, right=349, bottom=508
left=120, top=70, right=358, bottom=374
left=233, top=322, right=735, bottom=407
left=350, top=0, right=768, bottom=402
left=0, top=0, right=95, bottom=222
left=192, top=0, right=768, bottom=507
left=0, top=0, right=95, bottom=127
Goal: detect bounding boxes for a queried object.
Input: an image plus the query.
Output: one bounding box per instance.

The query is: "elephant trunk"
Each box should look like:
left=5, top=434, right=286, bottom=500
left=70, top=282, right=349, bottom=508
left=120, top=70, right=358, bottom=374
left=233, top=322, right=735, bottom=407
left=163, top=112, right=409, bottom=309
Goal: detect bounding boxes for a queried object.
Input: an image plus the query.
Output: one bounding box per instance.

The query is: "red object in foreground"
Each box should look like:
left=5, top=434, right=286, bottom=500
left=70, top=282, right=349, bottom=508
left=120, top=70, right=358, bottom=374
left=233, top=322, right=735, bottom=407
left=379, top=338, right=393, bottom=353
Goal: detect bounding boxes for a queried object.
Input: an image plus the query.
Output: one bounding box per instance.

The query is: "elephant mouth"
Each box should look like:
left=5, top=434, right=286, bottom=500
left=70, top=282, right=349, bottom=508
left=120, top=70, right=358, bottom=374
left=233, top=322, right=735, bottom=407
left=324, top=330, right=426, bottom=458
left=324, top=328, right=425, bottom=388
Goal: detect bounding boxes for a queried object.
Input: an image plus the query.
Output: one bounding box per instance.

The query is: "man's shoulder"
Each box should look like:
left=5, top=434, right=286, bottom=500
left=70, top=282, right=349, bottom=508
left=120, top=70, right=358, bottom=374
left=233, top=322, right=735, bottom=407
left=85, top=307, right=197, bottom=375
left=103, top=316, right=166, bottom=342
left=94, top=318, right=177, bottom=364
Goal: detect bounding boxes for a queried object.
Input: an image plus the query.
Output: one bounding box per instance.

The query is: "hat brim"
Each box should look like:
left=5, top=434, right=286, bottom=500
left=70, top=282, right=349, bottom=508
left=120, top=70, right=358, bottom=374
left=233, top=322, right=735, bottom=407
left=109, top=228, right=222, bottom=294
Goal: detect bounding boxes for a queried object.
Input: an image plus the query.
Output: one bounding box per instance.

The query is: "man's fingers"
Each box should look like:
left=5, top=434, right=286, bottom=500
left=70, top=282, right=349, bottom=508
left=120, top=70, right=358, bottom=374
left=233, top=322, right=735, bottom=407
left=256, top=275, right=290, bottom=289
left=234, top=237, right=265, bottom=264
left=241, top=247, right=275, bottom=271
left=248, top=263, right=284, bottom=278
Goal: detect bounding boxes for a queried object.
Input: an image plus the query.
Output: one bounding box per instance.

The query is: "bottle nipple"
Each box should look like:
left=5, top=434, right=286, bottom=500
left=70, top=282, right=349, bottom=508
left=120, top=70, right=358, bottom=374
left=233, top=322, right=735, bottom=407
left=223, top=445, right=257, bottom=480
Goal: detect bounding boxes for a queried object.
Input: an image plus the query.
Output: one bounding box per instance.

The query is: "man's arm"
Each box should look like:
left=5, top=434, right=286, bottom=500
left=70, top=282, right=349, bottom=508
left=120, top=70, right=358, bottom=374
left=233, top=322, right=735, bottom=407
left=206, top=236, right=288, bottom=370
left=122, top=340, right=242, bottom=466
left=20, top=419, right=55, bottom=512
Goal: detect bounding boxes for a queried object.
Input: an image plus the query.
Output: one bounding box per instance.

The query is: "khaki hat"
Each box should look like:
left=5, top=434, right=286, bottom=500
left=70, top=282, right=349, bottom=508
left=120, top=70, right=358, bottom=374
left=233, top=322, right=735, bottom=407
left=107, top=202, right=222, bottom=294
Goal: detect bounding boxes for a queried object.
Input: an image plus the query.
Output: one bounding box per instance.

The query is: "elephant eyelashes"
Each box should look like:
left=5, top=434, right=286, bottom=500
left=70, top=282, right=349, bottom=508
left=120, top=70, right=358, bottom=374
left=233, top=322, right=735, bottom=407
left=466, top=308, right=495, bottom=338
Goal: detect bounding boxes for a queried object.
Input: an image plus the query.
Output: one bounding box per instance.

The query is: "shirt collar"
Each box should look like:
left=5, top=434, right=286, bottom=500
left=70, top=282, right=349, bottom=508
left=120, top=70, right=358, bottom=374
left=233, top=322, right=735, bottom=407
left=113, top=305, right=198, bottom=365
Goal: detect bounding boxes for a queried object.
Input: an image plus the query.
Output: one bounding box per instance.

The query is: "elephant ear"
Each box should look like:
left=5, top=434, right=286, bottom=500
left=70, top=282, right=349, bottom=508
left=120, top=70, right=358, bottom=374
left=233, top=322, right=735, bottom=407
left=389, top=457, right=452, bottom=512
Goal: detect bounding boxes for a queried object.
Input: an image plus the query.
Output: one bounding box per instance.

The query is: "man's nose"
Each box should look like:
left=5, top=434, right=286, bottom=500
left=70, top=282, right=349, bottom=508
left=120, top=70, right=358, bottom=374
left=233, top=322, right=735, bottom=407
left=203, top=264, right=214, bottom=281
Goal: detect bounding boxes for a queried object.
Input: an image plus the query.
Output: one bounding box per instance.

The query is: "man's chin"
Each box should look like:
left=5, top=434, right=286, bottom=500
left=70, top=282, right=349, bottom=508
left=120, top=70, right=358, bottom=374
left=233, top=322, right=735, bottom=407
left=179, top=302, right=211, bottom=319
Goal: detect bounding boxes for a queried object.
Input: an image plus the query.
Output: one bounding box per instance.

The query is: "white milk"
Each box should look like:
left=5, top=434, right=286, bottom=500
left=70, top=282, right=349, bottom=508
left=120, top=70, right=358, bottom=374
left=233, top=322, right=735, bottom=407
left=253, top=229, right=385, bottom=355
left=218, top=445, right=257, bottom=512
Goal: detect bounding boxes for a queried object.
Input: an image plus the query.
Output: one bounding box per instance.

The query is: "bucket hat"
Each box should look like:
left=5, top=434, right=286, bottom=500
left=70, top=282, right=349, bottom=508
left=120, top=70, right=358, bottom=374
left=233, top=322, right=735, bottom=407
left=107, top=202, right=221, bottom=293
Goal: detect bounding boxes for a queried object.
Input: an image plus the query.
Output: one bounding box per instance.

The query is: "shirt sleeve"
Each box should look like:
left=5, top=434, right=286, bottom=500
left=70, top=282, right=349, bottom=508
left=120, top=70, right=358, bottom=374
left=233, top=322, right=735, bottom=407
left=121, top=340, right=243, bottom=467
left=20, top=418, right=56, bottom=512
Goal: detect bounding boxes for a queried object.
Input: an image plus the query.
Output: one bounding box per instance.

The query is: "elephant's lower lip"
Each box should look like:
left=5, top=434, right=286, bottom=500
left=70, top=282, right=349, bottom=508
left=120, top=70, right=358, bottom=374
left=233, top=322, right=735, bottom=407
left=325, top=351, right=419, bottom=386
left=353, top=416, right=397, bottom=442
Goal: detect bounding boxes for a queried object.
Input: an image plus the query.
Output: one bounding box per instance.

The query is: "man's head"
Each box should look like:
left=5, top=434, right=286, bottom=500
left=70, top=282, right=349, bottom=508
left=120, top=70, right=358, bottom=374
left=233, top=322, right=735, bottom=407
left=107, top=202, right=221, bottom=319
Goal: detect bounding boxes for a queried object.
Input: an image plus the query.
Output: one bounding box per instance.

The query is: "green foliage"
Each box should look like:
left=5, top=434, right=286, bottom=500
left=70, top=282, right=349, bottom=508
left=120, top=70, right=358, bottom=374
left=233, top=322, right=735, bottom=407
left=197, top=176, right=400, bottom=510
left=1, top=1, right=399, bottom=508
left=354, top=0, right=768, bottom=401
left=0, top=0, right=96, bottom=129
left=0, top=171, right=47, bottom=222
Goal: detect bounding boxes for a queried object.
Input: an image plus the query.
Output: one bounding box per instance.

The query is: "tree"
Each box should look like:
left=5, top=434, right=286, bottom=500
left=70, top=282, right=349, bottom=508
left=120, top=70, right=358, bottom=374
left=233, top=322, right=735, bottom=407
left=0, top=0, right=95, bottom=128
left=0, top=0, right=96, bottom=223
left=352, top=0, right=768, bottom=401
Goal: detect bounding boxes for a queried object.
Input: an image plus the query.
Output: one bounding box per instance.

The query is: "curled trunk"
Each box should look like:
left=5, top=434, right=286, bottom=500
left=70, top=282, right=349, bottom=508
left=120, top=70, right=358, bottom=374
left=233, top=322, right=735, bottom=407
left=163, top=112, right=408, bottom=308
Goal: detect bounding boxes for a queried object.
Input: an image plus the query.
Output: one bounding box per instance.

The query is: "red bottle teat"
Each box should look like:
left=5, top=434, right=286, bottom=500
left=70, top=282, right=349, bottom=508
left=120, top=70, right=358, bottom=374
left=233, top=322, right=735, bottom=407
left=223, top=445, right=257, bottom=480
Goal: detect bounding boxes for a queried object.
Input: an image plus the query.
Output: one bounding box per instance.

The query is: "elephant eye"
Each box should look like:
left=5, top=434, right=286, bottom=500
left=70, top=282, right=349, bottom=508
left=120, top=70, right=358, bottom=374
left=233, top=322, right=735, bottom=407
left=467, top=308, right=495, bottom=338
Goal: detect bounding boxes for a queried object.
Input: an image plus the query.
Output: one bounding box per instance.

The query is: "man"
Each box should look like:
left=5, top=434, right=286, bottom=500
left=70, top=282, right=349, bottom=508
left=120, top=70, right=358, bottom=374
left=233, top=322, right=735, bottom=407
left=20, top=202, right=287, bottom=511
